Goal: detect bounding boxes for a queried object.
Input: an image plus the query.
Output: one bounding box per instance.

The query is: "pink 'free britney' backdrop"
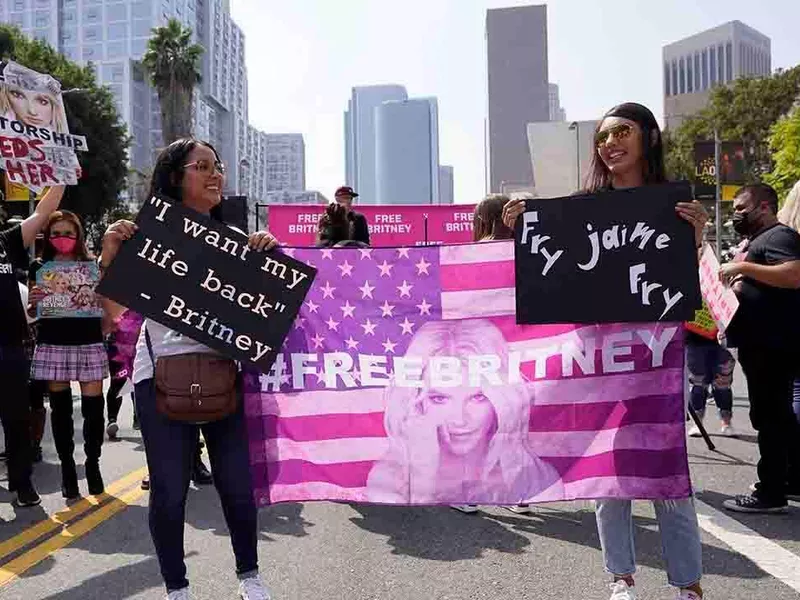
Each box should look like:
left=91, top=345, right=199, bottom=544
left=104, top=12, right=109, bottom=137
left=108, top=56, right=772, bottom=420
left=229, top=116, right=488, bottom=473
left=266, top=204, right=477, bottom=247
left=244, top=241, right=691, bottom=506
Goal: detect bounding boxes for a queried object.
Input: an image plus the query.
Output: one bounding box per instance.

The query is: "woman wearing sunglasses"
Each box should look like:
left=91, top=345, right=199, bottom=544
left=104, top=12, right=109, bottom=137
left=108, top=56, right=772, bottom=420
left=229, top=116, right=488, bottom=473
left=503, top=103, right=707, bottom=600
left=27, top=210, right=109, bottom=501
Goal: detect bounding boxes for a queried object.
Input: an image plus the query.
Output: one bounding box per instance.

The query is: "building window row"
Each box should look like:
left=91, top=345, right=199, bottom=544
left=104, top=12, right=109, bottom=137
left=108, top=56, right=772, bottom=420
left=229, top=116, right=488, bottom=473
left=665, top=41, right=737, bottom=97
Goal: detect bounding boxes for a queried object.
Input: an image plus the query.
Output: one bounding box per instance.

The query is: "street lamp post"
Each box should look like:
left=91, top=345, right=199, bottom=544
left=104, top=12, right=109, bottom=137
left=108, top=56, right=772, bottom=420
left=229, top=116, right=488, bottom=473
left=569, top=121, right=580, bottom=191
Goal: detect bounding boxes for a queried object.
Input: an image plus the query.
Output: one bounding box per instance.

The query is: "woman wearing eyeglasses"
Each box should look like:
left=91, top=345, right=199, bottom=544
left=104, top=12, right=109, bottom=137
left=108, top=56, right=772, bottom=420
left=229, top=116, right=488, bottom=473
left=98, top=138, right=277, bottom=600
left=27, top=210, right=109, bottom=501
left=503, top=103, right=707, bottom=600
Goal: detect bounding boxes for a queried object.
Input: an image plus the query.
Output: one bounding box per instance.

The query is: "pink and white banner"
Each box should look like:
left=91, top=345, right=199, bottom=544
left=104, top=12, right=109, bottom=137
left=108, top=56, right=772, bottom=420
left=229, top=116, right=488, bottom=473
left=244, top=241, right=690, bottom=506
left=267, top=204, right=476, bottom=247
left=698, top=244, right=739, bottom=331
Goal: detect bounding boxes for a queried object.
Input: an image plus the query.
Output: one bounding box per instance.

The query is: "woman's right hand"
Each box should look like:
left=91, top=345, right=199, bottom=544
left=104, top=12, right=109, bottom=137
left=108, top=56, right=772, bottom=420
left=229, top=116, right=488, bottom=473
left=101, top=220, right=137, bottom=265
left=501, top=198, right=526, bottom=231
left=28, top=286, right=46, bottom=312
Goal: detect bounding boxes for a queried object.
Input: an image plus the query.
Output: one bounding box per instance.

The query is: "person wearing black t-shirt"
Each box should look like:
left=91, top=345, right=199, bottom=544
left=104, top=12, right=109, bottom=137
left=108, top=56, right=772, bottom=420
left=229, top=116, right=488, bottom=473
left=0, top=185, right=65, bottom=508
left=27, top=210, right=109, bottom=501
left=334, top=186, right=370, bottom=245
left=720, top=184, right=800, bottom=514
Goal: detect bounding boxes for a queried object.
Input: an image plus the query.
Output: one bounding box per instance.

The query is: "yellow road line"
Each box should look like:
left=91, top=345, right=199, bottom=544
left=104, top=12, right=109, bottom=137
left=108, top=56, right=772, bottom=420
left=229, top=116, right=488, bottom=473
left=0, top=483, right=147, bottom=588
left=0, top=466, right=148, bottom=562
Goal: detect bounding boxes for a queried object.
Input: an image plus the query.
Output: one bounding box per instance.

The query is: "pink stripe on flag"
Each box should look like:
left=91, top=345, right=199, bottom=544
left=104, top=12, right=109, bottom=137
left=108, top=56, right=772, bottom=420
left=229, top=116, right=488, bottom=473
left=440, top=262, right=516, bottom=292
left=528, top=395, right=683, bottom=432
left=262, top=412, right=386, bottom=441
left=441, top=288, right=516, bottom=319
left=439, top=240, right=513, bottom=265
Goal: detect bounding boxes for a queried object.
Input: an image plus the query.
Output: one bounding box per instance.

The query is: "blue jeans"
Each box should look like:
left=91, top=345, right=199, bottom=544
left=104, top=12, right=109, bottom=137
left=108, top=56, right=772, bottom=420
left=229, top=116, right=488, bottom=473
left=134, top=378, right=258, bottom=592
left=595, top=498, right=703, bottom=588
left=686, top=341, right=735, bottom=420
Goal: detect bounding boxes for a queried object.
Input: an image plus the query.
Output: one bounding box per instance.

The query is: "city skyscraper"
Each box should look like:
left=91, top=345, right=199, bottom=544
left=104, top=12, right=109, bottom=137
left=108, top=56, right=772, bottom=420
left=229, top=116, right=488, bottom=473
left=439, top=165, right=455, bottom=205
left=548, top=83, right=566, bottom=122
left=374, top=98, right=440, bottom=205
left=0, top=0, right=257, bottom=197
left=664, top=21, right=771, bottom=130
left=344, top=84, right=408, bottom=204
left=486, top=4, right=550, bottom=194
left=264, top=134, right=305, bottom=192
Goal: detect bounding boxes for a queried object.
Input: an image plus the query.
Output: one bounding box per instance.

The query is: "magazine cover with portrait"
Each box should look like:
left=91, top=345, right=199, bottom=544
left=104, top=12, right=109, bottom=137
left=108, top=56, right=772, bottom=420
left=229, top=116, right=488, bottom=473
left=36, top=261, right=102, bottom=319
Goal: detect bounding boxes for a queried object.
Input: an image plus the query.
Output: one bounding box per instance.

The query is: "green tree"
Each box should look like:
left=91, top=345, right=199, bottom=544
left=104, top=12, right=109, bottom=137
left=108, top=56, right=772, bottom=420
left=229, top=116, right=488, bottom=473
left=763, top=106, right=800, bottom=203
left=142, top=19, right=203, bottom=146
left=0, top=25, right=129, bottom=238
left=665, top=65, right=800, bottom=182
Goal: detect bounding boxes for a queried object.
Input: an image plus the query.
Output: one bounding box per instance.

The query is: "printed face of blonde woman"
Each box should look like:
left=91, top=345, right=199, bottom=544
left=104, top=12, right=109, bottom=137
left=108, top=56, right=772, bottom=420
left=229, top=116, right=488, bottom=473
left=423, top=386, right=498, bottom=456
left=7, top=84, right=55, bottom=127
left=53, top=273, right=69, bottom=294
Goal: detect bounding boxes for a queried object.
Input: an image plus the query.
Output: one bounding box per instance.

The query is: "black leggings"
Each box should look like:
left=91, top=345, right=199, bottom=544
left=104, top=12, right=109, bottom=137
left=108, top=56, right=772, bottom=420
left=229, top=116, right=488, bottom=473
left=106, top=378, right=128, bottom=423
left=29, top=379, right=46, bottom=412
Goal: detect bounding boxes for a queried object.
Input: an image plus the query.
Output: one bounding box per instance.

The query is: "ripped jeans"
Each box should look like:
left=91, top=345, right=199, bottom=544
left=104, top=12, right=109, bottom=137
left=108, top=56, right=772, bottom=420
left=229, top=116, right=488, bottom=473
left=686, top=341, right=735, bottom=420
left=595, top=498, right=703, bottom=588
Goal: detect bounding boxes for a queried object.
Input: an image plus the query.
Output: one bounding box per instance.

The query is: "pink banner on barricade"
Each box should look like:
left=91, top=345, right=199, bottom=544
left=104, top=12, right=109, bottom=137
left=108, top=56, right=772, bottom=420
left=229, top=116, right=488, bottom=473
left=266, top=204, right=476, bottom=247
left=244, top=241, right=691, bottom=506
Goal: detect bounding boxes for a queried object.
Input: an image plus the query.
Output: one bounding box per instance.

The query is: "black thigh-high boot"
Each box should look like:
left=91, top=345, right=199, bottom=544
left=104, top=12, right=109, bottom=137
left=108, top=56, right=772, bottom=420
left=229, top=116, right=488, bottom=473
left=81, top=395, right=105, bottom=495
left=49, top=388, right=78, bottom=499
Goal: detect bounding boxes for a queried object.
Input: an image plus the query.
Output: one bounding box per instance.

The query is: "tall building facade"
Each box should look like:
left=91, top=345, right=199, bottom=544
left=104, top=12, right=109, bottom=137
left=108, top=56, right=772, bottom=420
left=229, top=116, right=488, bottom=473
left=374, top=98, right=440, bottom=205
left=0, top=0, right=254, bottom=196
left=344, top=84, right=407, bottom=204
left=439, top=165, right=454, bottom=205
left=548, top=83, right=566, bottom=122
left=664, top=21, right=771, bottom=130
left=486, top=4, right=549, bottom=194
left=264, top=134, right=305, bottom=192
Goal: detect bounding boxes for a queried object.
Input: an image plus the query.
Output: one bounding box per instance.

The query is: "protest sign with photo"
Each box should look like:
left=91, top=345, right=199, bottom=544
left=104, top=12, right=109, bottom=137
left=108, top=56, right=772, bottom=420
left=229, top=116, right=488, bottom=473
left=697, top=243, right=739, bottom=332
left=97, top=196, right=317, bottom=373
left=36, top=261, right=102, bottom=319
left=0, top=61, right=88, bottom=192
left=244, top=242, right=690, bottom=506
left=513, top=182, right=702, bottom=325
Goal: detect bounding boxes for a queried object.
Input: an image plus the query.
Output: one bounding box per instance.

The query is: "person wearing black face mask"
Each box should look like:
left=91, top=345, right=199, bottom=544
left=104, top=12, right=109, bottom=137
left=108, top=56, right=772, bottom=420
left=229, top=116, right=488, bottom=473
left=719, top=183, right=800, bottom=514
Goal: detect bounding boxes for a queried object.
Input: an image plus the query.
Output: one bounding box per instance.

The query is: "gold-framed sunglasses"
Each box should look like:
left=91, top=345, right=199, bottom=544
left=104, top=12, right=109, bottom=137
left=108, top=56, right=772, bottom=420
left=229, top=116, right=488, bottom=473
left=183, top=159, right=226, bottom=175
left=594, top=123, right=634, bottom=148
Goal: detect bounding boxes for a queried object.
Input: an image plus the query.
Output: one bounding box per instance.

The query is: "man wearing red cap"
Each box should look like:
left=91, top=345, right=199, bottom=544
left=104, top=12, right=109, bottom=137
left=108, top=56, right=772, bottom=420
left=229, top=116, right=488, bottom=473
left=334, top=186, right=370, bottom=245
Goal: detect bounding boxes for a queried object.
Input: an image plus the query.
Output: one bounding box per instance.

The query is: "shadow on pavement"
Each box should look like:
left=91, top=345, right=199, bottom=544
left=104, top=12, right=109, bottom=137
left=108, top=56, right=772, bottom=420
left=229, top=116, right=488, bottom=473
left=36, top=555, right=163, bottom=600
left=348, top=504, right=530, bottom=560
left=696, top=489, right=800, bottom=543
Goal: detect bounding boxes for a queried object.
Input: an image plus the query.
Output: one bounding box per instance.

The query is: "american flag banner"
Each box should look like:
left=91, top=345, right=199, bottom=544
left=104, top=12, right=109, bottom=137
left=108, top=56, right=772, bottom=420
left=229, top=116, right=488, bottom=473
left=244, top=241, right=691, bottom=506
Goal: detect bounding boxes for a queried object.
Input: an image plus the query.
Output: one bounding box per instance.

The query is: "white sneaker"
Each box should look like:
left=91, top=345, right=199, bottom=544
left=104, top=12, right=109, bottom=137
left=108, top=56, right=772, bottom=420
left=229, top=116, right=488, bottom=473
left=687, top=424, right=702, bottom=437
left=504, top=504, right=531, bottom=514
left=609, top=580, right=637, bottom=600
left=720, top=423, right=736, bottom=437
left=676, top=590, right=702, bottom=600
left=239, top=576, right=272, bottom=600
left=166, top=588, right=191, bottom=600
left=450, top=504, right=479, bottom=514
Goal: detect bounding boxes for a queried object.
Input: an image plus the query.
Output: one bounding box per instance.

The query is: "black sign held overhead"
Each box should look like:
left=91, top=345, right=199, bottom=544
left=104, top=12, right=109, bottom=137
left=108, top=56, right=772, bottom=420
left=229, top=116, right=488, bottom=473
left=514, top=182, right=702, bottom=325
left=97, top=195, right=317, bottom=373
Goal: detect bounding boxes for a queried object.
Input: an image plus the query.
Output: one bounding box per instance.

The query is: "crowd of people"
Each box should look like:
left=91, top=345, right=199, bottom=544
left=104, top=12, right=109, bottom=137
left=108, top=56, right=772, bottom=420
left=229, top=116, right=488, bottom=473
left=1, top=101, right=799, bottom=600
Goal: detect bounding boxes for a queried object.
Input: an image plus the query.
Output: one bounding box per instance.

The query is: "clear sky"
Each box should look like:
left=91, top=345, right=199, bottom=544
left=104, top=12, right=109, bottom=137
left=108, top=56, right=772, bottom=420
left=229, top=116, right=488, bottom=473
left=229, top=0, right=800, bottom=205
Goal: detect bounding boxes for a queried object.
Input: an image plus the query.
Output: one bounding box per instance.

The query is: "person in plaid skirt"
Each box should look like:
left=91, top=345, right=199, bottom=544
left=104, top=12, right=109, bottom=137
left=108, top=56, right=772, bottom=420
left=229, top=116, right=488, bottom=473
left=28, top=210, right=109, bottom=501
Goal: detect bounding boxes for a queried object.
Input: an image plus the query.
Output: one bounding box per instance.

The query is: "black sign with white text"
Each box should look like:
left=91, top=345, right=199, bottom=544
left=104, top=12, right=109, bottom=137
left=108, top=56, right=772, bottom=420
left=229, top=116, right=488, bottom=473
left=97, top=195, right=317, bottom=372
left=514, top=182, right=701, bottom=324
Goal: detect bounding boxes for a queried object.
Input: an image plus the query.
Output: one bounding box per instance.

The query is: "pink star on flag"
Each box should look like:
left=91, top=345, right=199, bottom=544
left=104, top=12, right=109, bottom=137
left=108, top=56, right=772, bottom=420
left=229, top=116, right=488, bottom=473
left=416, top=299, right=432, bottom=315
left=399, top=317, right=415, bottom=335
left=397, top=280, right=413, bottom=298
left=340, top=301, right=356, bottom=318
left=311, top=334, right=325, bottom=349
left=359, top=281, right=375, bottom=299
left=377, top=260, right=394, bottom=277
left=415, top=257, right=431, bottom=275
left=321, top=249, right=334, bottom=260
left=358, top=249, right=373, bottom=260
left=361, top=319, right=377, bottom=335
left=338, top=260, right=354, bottom=277
left=397, top=248, right=411, bottom=259
left=380, top=301, right=395, bottom=317
left=345, top=336, right=360, bottom=350
left=321, top=282, right=336, bottom=299
left=325, top=316, right=340, bottom=331
left=382, top=338, right=398, bottom=353
left=293, top=316, right=307, bottom=329
left=306, top=300, right=320, bottom=313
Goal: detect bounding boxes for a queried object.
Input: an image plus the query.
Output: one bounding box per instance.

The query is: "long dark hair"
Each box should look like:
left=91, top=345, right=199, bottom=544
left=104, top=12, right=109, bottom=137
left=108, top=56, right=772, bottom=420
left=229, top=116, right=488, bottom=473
left=584, top=102, right=666, bottom=193
left=149, top=138, right=225, bottom=222
left=317, top=202, right=353, bottom=247
left=473, top=194, right=514, bottom=241
left=41, top=210, right=91, bottom=262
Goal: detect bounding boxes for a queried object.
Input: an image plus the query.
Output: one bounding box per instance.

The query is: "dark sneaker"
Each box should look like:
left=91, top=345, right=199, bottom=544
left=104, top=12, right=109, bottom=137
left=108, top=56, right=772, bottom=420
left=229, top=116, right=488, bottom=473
left=191, top=458, right=213, bottom=486
left=723, top=494, right=788, bottom=514
left=141, top=475, right=150, bottom=491
left=14, top=485, right=42, bottom=507
left=787, top=485, right=800, bottom=503
left=132, top=413, right=140, bottom=430
left=106, top=419, right=119, bottom=440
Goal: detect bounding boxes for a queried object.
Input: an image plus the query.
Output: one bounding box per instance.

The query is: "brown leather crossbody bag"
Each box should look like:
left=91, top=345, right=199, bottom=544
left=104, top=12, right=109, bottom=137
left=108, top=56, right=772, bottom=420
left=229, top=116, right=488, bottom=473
left=144, top=327, right=237, bottom=422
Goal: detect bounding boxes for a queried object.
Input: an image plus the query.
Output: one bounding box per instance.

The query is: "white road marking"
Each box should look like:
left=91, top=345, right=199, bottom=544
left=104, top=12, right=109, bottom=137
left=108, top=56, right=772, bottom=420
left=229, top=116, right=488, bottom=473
left=695, top=499, right=800, bottom=593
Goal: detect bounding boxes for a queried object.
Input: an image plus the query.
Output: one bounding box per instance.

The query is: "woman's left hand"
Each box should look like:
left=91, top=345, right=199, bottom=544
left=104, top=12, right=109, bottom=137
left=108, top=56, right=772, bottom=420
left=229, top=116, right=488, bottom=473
left=676, top=201, right=708, bottom=248
left=248, top=230, right=279, bottom=251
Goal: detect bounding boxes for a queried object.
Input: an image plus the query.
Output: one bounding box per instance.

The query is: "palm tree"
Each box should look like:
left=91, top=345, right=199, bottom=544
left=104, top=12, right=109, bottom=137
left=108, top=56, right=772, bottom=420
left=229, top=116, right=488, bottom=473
left=142, top=19, right=203, bottom=146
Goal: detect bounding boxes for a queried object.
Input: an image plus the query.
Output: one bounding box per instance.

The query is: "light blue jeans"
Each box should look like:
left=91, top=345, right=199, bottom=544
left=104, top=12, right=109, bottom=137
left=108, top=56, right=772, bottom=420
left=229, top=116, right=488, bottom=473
left=595, top=498, right=703, bottom=588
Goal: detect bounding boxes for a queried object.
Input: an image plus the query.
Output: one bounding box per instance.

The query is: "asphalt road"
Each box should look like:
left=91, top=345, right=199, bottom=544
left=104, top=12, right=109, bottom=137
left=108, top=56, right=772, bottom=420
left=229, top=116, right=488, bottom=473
left=1, top=368, right=799, bottom=600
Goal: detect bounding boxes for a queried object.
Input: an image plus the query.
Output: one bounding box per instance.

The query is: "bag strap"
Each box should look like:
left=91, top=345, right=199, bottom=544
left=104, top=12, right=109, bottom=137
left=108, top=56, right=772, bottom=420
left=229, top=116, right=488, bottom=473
left=144, top=323, right=156, bottom=370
